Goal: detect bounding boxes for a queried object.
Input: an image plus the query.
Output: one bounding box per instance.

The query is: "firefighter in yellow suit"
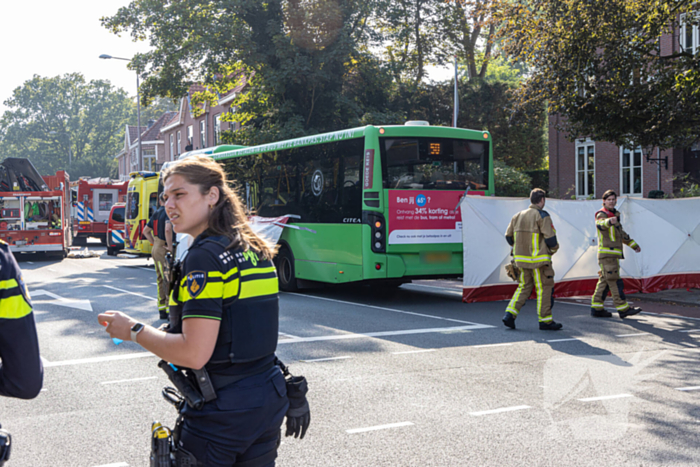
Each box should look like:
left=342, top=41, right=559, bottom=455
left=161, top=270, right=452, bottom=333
left=590, top=190, right=642, bottom=319
left=503, top=188, right=562, bottom=331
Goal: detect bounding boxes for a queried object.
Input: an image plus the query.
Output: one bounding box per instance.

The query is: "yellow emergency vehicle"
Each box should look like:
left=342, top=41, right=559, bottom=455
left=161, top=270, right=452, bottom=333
left=124, top=171, right=159, bottom=255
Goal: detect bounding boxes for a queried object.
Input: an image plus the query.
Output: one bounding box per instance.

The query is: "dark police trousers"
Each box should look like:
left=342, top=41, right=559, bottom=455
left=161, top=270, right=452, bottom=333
left=178, top=365, right=289, bottom=466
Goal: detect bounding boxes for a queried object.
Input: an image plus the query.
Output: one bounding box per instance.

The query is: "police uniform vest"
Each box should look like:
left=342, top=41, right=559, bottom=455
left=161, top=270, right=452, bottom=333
left=168, top=234, right=279, bottom=377
left=595, top=208, right=638, bottom=260
left=505, top=204, right=559, bottom=269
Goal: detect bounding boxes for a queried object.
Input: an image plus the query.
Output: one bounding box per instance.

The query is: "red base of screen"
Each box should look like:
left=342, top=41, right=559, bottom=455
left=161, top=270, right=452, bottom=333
left=462, top=273, right=700, bottom=303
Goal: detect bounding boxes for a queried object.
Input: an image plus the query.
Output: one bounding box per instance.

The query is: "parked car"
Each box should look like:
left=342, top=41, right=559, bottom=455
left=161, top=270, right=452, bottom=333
left=106, top=202, right=125, bottom=256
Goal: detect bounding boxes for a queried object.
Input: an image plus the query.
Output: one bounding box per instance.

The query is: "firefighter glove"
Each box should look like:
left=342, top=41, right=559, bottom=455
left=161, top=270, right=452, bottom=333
left=285, top=375, right=310, bottom=439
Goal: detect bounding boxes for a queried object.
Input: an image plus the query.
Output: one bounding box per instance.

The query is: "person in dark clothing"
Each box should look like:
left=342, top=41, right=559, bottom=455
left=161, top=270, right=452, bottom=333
left=99, top=155, right=306, bottom=466
left=144, top=194, right=173, bottom=319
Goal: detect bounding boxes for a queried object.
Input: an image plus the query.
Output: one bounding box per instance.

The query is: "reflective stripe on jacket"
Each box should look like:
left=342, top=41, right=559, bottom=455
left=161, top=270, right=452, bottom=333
left=595, top=208, right=638, bottom=260
left=505, top=204, right=559, bottom=269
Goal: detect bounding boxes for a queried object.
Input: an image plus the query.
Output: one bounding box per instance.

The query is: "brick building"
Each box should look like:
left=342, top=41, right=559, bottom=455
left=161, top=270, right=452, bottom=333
left=114, top=111, right=177, bottom=180
left=549, top=20, right=700, bottom=199
left=160, top=76, right=249, bottom=162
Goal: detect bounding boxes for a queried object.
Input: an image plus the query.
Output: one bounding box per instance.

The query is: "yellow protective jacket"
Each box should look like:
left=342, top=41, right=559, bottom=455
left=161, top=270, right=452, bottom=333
left=595, top=208, right=638, bottom=260
left=505, top=204, right=559, bottom=269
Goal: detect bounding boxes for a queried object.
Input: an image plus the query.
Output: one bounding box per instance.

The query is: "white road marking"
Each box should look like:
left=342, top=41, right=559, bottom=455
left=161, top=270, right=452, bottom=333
left=403, top=283, right=462, bottom=294
left=40, top=356, right=51, bottom=364
left=100, top=376, right=157, bottom=385
left=27, top=261, right=34, bottom=264
left=152, top=283, right=157, bottom=286
left=93, top=463, right=129, bottom=467
left=286, top=293, right=486, bottom=326
left=578, top=394, right=633, bottom=402
left=301, top=356, right=351, bottom=363
left=470, top=405, right=531, bottom=416
left=641, top=312, right=700, bottom=322
left=31, top=290, right=93, bottom=312
left=102, top=285, right=157, bottom=301
left=346, top=421, right=414, bottom=434
left=679, top=329, right=700, bottom=333
left=555, top=301, right=590, bottom=307
left=547, top=338, right=580, bottom=343
left=676, top=386, right=700, bottom=391
left=391, top=349, right=436, bottom=355
left=43, top=352, right=154, bottom=368
left=278, top=324, right=491, bottom=344
left=472, top=343, right=513, bottom=349
left=616, top=333, right=650, bottom=337
left=279, top=332, right=300, bottom=339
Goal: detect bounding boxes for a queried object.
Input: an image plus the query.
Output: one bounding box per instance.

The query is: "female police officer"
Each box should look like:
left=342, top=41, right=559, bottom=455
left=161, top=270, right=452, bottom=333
left=98, top=155, right=291, bottom=466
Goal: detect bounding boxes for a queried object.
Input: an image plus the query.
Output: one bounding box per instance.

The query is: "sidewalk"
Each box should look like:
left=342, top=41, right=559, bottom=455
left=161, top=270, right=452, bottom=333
left=559, top=288, right=700, bottom=320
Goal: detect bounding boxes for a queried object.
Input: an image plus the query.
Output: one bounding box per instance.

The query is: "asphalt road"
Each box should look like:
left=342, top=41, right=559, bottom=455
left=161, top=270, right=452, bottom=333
left=3, top=245, right=700, bottom=466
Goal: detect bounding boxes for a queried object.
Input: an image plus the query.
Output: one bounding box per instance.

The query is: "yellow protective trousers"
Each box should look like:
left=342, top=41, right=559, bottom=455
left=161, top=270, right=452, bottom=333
left=505, top=265, right=555, bottom=323
left=152, top=237, right=170, bottom=313
left=591, top=257, right=629, bottom=312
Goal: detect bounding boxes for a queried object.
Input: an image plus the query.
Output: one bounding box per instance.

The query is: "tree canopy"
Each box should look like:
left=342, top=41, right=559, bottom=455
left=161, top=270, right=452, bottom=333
left=0, top=73, right=134, bottom=178
left=494, top=0, right=700, bottom=152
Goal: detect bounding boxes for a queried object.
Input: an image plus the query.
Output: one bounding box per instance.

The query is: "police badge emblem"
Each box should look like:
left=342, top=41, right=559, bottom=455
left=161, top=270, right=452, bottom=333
left=187, top=271, right=207, bottom=298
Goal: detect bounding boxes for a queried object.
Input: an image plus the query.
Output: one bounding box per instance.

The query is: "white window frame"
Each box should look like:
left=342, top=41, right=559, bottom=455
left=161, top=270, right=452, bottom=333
left=681, top=13, right=699, bottom=55
left=575, top=138, right=595, bottom=199
left=199, top=119, right=207, bottom=148
left=177, top=131, right=181, bottom=155
left=619, top=146, right=643, bottom=196
left=170, top=134, right=174, bottom=160
left=214, top=114, right=221, bottom=145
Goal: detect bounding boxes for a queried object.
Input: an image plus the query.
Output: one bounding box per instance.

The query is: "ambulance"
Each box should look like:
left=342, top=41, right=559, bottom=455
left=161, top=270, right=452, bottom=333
left=71, top=178, right=128, bottom=245
left=124, top=171, right=159, bottom=255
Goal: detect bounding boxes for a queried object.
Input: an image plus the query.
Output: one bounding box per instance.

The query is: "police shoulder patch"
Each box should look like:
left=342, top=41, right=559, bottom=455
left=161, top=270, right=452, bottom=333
left=186, top=271, right=207, bottom=298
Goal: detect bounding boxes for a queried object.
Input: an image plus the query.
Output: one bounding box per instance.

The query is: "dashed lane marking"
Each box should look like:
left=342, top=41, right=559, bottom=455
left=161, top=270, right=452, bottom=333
left=391, top=349, right=436, bottom=355
left=679, top=329, right=700, bottom=333
left=578, top=394, right=633, bottom=402
left=43, top=352, right=154, bottom=367
left=102, top=285, right=157, bottom=301
left=100, top=376, right=157, bottom=385
left=471, top=343, right=513, bottom=349
left=286, top=293, right=487, bottom=326
left=346, top=422, right=414, bottom=434
left=278, top=324, right=491, bottom=344
left=616, top=333, right=650, bottom=337
left=469, top=405, right=531, bottom=416
left=301, top=356, right=351, bottom=363
left=676, top=386, right=700, bottom=391
left=547, top=338, right=580, bottom=343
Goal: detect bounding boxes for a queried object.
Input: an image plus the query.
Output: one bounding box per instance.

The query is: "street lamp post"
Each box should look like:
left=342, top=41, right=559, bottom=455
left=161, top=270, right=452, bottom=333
left=100, top=54, right=143, bottom=172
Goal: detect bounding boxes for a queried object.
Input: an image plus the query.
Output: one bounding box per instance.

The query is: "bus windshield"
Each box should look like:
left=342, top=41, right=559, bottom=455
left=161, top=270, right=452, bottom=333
left=380, top=137, right=489, bottom=191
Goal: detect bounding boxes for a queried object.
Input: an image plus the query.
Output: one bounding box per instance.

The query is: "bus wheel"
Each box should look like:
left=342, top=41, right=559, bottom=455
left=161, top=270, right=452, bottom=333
left=276, top=247, right=298, bottom=292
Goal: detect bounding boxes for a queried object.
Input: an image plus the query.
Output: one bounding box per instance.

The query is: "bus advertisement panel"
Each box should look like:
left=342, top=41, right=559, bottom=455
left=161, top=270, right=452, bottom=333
left=205, top=122, right=493, bottom=290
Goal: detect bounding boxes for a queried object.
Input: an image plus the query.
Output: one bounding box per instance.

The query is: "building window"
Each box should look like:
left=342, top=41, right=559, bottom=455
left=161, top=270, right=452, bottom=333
left=170, top=134, right=174, bottom=160
left=187, top=125, right=194, bottom=150
left=681, top=13, right=699, bottom=55
left=200, top=119, right=207, bottom=148
left=620, top=147, right=642, bottom=196
left=177, top=131, right=181, bottom=155
left=143, top=147, right=156, bottom=172
left=575, top=139, right=595, bottom=198
left=214, top=114, right=221, bottom=145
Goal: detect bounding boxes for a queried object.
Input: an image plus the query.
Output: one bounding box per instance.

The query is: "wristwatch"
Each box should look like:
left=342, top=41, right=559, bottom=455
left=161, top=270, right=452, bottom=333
left=130, top=322, right=145, bottom=343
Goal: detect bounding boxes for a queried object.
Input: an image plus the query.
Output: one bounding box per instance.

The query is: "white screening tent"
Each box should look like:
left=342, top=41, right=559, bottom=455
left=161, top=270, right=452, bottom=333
left=460, top=196, right=700, bottom=303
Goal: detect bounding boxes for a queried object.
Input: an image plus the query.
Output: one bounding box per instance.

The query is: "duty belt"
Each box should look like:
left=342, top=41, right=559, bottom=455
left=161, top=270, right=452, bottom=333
left=207, top=361, right=276, bottom=392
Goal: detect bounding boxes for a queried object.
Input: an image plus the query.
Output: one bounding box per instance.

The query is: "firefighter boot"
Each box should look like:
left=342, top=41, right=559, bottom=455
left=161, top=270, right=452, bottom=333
left=502, top=312, right=516, bottom=329
left=539, top=321, right=563, bottom=331
left=591, top=308, right=613, bottom=318
left=619, top=306, right=642, bottom=319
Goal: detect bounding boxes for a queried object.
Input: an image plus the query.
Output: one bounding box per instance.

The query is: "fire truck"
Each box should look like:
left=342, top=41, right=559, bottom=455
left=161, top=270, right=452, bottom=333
left=0, top=158, right=72, bottom=257
left=71, top=178, right=128, bottom=245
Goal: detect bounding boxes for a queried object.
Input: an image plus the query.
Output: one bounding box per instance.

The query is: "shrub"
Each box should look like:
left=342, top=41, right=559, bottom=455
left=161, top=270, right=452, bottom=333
left=494, top=160, right=532, bottom=197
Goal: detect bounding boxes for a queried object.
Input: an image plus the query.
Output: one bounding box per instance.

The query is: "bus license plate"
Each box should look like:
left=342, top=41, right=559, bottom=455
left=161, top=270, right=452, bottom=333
left=420, top=252, right=451, bottom=264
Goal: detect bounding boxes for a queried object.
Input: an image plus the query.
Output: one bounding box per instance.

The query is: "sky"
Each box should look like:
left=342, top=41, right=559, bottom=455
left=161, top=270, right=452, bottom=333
left=0, top=1, right=455, bottom=116
left=0, top=1, right=150, bottom=113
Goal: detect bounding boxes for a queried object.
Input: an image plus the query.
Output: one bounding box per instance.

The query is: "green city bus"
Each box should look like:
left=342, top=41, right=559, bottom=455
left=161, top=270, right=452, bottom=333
left=206, top=121, right=493, bottom=290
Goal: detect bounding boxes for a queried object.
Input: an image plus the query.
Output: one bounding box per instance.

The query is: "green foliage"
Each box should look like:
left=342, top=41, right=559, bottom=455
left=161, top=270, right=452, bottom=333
left=525, top=169, right=549, bottom=192
left=494, top=0, right=700, bottom=151
left=494, top=160, right=532, bottom=197
left=0, top=73, right=133, bottom=178
left=673, top=173, right=700, bottom=198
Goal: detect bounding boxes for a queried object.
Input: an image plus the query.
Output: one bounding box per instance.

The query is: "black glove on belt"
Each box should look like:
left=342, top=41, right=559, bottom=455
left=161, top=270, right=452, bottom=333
left=285, top=375, right=310, bottom=439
